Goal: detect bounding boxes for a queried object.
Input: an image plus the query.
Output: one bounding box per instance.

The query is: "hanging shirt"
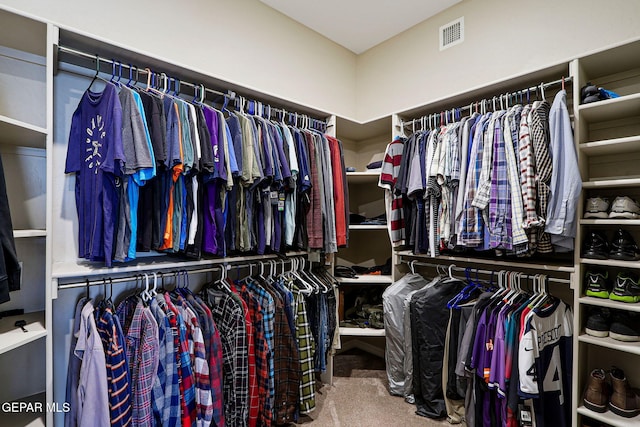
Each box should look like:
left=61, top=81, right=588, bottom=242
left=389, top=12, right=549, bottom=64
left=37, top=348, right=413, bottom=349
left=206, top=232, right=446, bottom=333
left=74, top=300, right=111, bottom=427
left=379, top=138, right=406, bottom=246
left=545, top=90, right=582, bottom=251
left=65, top=82, right=124, bottom=267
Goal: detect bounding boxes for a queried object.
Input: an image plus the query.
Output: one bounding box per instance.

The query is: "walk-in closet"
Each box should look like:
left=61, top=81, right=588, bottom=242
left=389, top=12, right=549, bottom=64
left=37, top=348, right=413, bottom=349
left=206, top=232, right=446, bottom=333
left=1, top=1, right=639, bottom=426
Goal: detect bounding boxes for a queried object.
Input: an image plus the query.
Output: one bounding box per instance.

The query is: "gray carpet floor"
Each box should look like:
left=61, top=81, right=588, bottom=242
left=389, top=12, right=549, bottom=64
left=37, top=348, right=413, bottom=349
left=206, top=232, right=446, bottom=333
left=296, top=349, right=451, bottom=427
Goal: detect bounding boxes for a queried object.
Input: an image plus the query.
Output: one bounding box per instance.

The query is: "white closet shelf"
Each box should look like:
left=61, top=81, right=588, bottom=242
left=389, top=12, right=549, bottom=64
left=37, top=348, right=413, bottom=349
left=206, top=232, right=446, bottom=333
left=397, top=250, right=575, bottom=273
left=0, top=311, right=46, bottom=355
left=580, top=219, right=640, bottom=226
left=348, top=224, right=387, bottom=230
left=51, top=251, right=309, bottom=280
left=336, top=275, right=393, bottom=285
left=578, top=333, right=640, bottom=356
left=579, top=296, right=640, bottom=313
left=582, top=177, right=640, bottom=189
left=580, top=135, right=640, bottom=156
left=577, top=406, right=640, bottom=427
left=578, top=93, right=640, bottom=122
left=0, top=115, right=47, bottom=148
left=346, top=171, right=380, bottom=184
left=339, top=326, right=386, bottom=337
left=581, top=258, right=640, bottom=269
left=1, top=392, right=46, bottom=427
left=13, top=229, right=47, bottom=238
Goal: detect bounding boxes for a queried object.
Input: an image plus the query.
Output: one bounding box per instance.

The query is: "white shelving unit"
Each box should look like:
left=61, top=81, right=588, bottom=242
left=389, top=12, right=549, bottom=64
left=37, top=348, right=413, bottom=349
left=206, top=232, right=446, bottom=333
left=339, top=326, right=386, bottom=337
left=573, top=38, right=640, bottom=427
left=0, top=8, right=51, bottom=426
left=336, top=275, right=393, bottom=285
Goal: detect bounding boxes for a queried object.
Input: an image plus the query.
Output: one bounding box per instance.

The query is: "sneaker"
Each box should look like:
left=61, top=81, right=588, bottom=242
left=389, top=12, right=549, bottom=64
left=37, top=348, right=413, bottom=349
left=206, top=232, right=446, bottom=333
left=584, top=197, right=610, bottom=219
left=609, top=196, right=640, bottom=219
left=609, top=228, right=640, bottom=261
left=583, top=368, right=611, bottom=413
left=582, top=231, right=610, bottom=259
left=610, top=311, right=640, bottom=342
left=585, top=270, right=611, bottom=299
left=609, top=271, right=640, bottom=303
left=585, top=307, right=611, bottom=338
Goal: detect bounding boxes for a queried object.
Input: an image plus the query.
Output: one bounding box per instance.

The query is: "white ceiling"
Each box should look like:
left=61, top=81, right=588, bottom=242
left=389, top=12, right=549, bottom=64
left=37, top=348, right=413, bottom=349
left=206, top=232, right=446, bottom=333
left=260, top=0, right=462, bottom=54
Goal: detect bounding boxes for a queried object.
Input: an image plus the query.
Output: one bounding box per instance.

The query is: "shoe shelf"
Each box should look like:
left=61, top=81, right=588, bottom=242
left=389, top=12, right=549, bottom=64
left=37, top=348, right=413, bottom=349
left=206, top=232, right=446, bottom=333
left=577, top=406, right=640, bottom=427
left=0, top=311, right=47, bottom=355
left=580, top=135, right=640, bottom=156
left=348, top=224, right=387, bottom=230
left=582, top=177, right=640, bottom=189
left=578, top=333, right=640, bottom=356
left=581, top=258, right=640, bottom=269
left=578, top=92, right=640, bottom=122
left=336, top=275, right=393, bottom=285
left=579, top=296, right=640, bottom=313
left=338, top=326, right=386, bottom=337
left=580, top=219, right=640, bottom=226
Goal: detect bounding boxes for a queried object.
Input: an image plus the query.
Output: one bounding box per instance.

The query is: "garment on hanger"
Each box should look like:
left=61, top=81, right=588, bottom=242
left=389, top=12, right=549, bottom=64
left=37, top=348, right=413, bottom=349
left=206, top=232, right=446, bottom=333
left=66, top=77, right=349, bottom=267
left=390, top=89, right=580, bottom=259
left=0, top=151, right=20, bottom=303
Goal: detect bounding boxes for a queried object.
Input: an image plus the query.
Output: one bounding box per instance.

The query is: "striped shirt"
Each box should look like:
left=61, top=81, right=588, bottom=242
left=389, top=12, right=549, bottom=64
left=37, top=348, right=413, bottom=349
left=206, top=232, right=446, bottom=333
left=518, top=104, right=539, bottom=229
left=95, top=305, right=132, bottom=427
left=379, top=139, right=406, bottom=245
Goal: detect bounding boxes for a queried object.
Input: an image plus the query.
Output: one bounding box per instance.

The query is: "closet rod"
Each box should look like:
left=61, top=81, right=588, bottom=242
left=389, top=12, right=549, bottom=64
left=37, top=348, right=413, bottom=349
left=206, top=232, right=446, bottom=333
left=56, top=45, right=328, bottom=130
left=56, top=255, right=307, bottom=290
left=404, top=260, right=571, bottom=285
left=401, top=75, right=573, bottom=129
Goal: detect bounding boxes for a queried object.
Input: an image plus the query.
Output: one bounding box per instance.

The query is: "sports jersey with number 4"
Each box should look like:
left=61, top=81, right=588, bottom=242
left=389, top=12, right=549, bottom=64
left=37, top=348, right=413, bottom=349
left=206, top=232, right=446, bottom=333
left=518, top=299, right=573, bottom=427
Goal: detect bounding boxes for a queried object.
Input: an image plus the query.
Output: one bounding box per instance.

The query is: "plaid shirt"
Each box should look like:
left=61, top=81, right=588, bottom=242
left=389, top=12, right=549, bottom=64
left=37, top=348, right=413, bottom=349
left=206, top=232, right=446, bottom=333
left=487, top=110, right=512, bottom=250
left=230, top=284, right=259, bottom=427
left=529, top=101, right=553, bottom=253
left=502, top=106, right=529, bottom=251
left=164, top=293, right=197, bottom=427
left=207, top=288, right=248, bottom=427
left=149, top=298, right=180, bottom=427
left=237, top=283, right=271, bottom=427
left=174, top=294, right=214, bottom=427
left=291, top=284, right=316, bottom=414
left=262, top=282, right=300, bottom=425
left=187, top=293, right=225, bottom=427
left=461, top=114, right=490, bottom=246
left=95, top=305, right=132, bottom=427
left=246, top=281, right=275, bottom=425
left=116, top=297, right=160, bottom=426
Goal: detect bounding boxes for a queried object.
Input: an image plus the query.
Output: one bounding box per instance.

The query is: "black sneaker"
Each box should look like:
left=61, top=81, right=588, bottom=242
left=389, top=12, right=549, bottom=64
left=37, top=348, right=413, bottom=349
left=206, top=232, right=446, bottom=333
left=610, top=311, right=640, bottom=342
left=583, top=231, right=610, bottom=260
left=585, top=270, right=611, bottom=299
left=609, top=228, right=640, bottom=261
left=610, top=272, right=640, bottom=303
left=585, top=307, right=611, bottom=338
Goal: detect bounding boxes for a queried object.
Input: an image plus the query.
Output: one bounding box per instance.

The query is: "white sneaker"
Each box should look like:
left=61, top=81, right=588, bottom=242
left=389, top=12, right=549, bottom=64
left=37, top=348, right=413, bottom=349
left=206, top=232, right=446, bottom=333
left=609, top=196, right=640, bottom=219
left=584, top=197, right=609, bottom=219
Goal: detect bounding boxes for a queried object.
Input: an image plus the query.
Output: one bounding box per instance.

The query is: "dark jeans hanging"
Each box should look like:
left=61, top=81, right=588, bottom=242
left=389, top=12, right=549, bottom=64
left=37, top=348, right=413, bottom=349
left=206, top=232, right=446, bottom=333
left=0, top=152, right=21, bottom=304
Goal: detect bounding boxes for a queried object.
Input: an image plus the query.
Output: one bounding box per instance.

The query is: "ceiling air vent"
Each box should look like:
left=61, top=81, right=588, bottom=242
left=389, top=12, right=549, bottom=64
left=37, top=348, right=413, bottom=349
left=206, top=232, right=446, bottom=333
left=440, top=17, right=464, bottom=51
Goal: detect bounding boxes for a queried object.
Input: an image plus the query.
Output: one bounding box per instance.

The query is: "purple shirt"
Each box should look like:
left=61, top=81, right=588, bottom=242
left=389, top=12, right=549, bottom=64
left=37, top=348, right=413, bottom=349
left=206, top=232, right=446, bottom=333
left=65, top=82, right=124, bottom=267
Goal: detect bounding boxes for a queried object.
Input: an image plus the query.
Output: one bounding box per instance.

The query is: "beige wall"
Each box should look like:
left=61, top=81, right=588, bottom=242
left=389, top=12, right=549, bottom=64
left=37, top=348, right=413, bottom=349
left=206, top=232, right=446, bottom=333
left=2, top=0, right=640, bottom=123
left=0, top=0, right=358, bottom=118
left=356, top=0, right=640, bottom=121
